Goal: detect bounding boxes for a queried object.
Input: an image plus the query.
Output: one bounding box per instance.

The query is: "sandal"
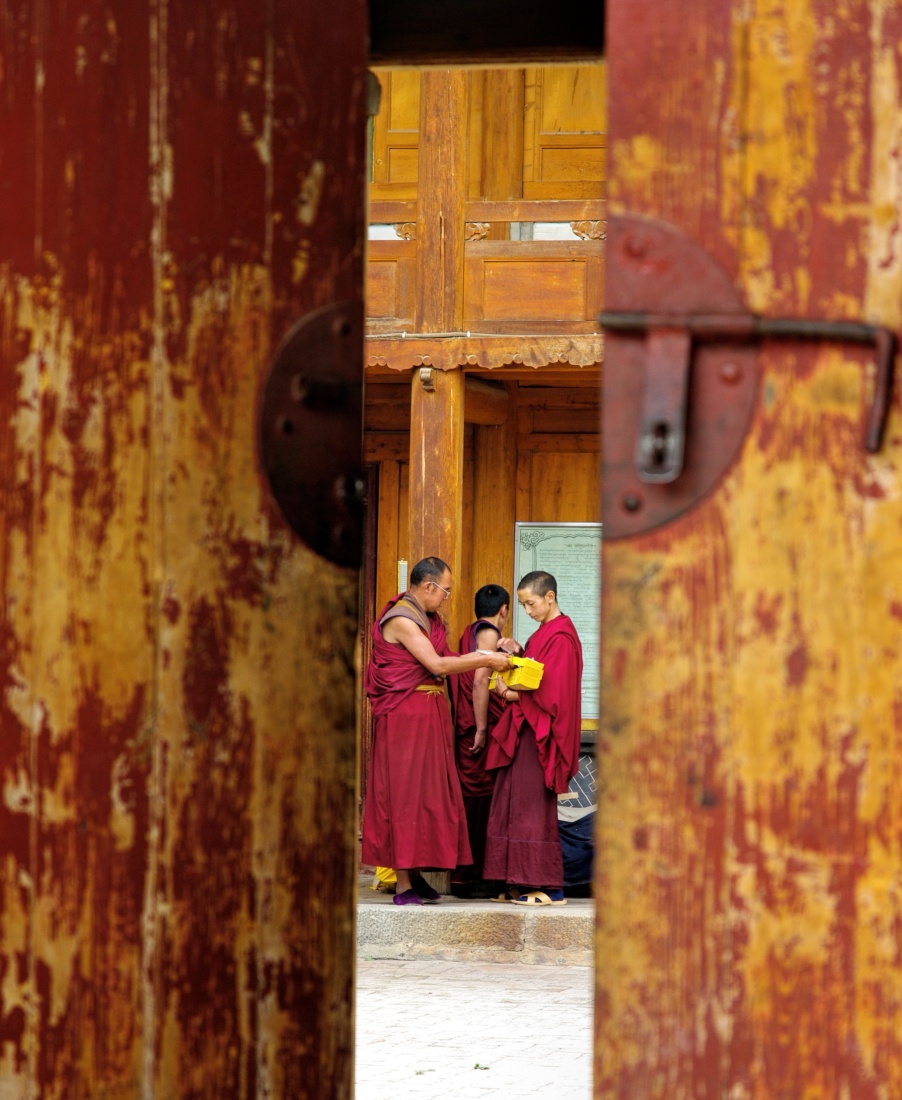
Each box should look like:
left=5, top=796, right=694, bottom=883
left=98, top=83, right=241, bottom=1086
left=489, top=886, right=523, bottom=903
left=510, top=889, right=567, bottom=907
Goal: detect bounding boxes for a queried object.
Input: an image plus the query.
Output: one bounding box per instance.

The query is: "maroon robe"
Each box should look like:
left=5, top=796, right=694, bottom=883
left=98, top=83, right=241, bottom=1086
left=483, top=614, right=583, bottom=888
left=361, top=592, right=472, bottom=870
left=453, top=619, right=505, bottom=798
left=450, top=619, right=505, bottom=881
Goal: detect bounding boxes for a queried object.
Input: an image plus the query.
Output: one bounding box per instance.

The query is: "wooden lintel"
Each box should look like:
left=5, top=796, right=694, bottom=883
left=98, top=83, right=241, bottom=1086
left=517, top=433, right=600, bottom=453
left=464, top=199, right=607, bottom=223
left=512, top=369, right=600, bottom=386
left=464, top=377, right=508, bottom=425
left=368, top=200, right=416, bottom=223
left=365, top=333, right=603, bottom=373
left=368, top=198, right=606, bottom=226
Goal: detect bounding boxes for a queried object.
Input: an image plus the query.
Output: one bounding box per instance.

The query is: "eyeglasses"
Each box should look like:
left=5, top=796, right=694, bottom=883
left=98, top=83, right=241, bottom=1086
left=432, top=581, right=452, bottom=598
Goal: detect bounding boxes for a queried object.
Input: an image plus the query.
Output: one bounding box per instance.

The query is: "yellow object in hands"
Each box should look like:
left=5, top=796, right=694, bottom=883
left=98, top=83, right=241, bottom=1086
left=489, top=655, right=544, bottom=690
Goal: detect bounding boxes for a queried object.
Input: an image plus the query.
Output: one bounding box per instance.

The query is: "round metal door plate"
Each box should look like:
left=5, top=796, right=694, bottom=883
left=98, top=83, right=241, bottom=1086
left=602, top=214, right=760, bottom=540
left=259, top=301, right=364, bottom=568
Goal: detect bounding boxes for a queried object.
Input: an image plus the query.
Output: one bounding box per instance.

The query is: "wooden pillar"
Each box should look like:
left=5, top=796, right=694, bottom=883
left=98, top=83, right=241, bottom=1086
left=408, top=70, right=469, bottom=593
left=471, top=383, right=518, bottom=593
left=408, top=366, right=465, bottom=585
left=481, top=69, right=525, bottom=239
left=414, top=70, right=468, bottom=331
left=409, top=364, right=464, bottom=895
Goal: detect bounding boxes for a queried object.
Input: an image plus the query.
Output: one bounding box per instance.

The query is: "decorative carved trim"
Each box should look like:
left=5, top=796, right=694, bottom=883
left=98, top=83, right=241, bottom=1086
left=570, top=219, right=606, bottom=241
left=365, top=333, right=603, bottom=373
left=393, top=222, right=417, bottom=240
left=465, top=222, right=491, bottom=241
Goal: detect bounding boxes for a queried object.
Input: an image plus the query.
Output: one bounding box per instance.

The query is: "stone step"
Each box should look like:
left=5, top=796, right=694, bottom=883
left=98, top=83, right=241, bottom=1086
left=357, top=886, right=594, bottom=966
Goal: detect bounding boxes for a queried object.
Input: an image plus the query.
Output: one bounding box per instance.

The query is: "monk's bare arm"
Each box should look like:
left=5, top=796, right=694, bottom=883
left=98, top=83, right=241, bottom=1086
left=471, top=625, right=499, bottom=750
left=382, top=616, right=512, bottom=675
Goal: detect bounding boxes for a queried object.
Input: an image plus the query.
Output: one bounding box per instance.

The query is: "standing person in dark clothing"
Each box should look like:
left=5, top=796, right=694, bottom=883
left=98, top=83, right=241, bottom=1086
left=483, top=570, right=583, bottom=907
left=450, top=584, right=510, bottom=897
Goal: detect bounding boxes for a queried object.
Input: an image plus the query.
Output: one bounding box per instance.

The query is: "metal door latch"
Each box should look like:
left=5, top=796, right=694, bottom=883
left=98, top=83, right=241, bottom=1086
left=601, top=213, right=897, bottom=539
left=258, top=301, right=364, bottom=568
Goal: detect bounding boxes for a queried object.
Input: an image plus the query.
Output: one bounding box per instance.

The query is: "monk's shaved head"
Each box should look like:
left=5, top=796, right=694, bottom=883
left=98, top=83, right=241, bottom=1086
left=411, top=556, right=451, bottom=586
left=517, top=570, right=557, bottom=599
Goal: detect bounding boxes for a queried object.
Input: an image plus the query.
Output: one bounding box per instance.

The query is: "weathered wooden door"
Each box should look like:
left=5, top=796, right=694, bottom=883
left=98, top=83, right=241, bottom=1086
left=0, top=2, right=367, bottom=1096
left=599, top=3, right=902, bottom=1097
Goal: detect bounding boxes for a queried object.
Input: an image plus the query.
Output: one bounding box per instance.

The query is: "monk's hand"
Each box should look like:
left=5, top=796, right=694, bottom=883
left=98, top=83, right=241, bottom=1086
left=472, top=730, right=486, bottom=753
left=497, top=637, right=522, bottom=656
left=487, top=651, right=514, bottom=671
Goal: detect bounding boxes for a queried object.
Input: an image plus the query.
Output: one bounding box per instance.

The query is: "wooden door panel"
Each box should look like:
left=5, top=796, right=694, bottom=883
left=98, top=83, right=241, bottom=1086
left=370, top=69, right=421, bottom=196
left=517, top=450, right=600, bottom=525
left=523, top=65, right=607, bottom=200
left=0, top=2, right=367, bottom=1096
left=600, top=3, right=902, bottom=1097
left=366, top=240, right=417, bottom=326
left=463, top=240, right=603, bottom=331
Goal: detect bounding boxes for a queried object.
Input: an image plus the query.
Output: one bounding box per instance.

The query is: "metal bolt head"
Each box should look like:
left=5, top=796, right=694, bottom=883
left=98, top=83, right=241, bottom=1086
left=624, top=234, right=649, bottom=259
left=621, top=491, right=643, bottom=513
left=719, top=361, right=742, bottom=384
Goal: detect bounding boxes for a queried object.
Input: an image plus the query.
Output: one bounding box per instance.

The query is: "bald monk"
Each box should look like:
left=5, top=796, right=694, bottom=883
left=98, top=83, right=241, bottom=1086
left=362, top=556, right=512, bottom=906
left=483, top=570, right=583, bottom=906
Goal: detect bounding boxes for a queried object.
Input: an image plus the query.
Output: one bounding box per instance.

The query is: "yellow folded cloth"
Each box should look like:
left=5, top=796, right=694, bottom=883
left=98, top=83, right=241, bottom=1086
left=489, top=656, right=544, bottom=690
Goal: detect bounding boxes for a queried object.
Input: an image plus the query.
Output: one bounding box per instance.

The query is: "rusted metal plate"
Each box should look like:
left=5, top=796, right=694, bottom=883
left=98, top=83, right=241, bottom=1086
left=0, top=1, right=366, bottom=1096
left=601, top=212, right=760, bottom=538
left=259, top=301, right=365, bottom=567
left=599, top=3, right=902, bottom=1098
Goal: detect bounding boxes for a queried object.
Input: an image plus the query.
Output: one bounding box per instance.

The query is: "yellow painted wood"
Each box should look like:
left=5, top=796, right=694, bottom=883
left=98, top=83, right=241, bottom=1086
left=523, top=64, right=607, bottom=200
left=370, top=69, right=421, bottom=197
left=0, top=2, right=367, bottom=1095
left=599, top=3, right=902, bottom=1096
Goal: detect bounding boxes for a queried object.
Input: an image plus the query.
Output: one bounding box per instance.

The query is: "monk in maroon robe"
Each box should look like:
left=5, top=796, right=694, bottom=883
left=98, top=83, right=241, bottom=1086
left=449, top=584, right=510, bottom=896
left=483, top=569, right=583, bottom=906
left=362, top=556, right=512, bottom=906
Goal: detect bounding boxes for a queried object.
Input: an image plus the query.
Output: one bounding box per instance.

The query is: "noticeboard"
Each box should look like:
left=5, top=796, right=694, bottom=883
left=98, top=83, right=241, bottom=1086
left=512, top=522, right=602, bottom=726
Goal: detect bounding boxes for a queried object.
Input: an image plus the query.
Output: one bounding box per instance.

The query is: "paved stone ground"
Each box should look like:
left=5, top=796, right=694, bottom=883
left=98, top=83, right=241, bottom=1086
left=356, top=958, right=593, bottom=1099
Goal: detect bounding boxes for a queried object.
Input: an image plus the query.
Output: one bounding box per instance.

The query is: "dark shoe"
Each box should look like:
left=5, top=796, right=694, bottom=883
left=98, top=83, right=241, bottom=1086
left=470, top=881, right=502, bottom=900
left=450, top=881, right=477, bottom=899
left=392, top=889, right=424, bottom=906
left=410, top=876, right=441, bottom=903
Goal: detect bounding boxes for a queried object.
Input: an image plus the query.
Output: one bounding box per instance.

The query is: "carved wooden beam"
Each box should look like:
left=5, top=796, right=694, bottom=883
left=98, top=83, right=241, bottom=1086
left=365, top=333, right=603, bottom=373
left=368, top=199, right=608, bottom=227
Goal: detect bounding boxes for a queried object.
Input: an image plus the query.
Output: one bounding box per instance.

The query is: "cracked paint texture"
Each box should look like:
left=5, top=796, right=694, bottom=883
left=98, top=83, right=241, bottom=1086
left=600, top=2, right=902, bottom=1097
left=0, top=1, right=367, bottom=1097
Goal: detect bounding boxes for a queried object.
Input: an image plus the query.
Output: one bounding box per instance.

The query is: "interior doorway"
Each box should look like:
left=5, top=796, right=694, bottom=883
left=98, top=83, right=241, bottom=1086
left=356, top=8, right=606, bottom=1096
